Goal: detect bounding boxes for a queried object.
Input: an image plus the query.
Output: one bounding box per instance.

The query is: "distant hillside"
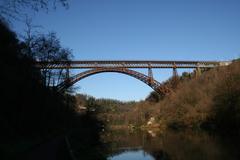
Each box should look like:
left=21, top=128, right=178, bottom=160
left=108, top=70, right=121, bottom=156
left=74, top=61, right=240, bottom=134
left=152, top=60, right=240, bottom=133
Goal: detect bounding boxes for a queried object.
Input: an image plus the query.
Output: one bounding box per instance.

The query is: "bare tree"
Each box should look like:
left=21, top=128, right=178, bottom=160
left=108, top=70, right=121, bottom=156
left=22, top=32, right=73, bottom=87
left=0, top=0, right=69, bottom=20
left=0, top=0, right=72, bottom=88
left=19, top=16, right=43, bottom=57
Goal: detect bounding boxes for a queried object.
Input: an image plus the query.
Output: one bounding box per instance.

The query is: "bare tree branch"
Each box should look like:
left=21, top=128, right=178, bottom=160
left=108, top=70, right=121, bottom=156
left=0, top=0, right=69, bottom=21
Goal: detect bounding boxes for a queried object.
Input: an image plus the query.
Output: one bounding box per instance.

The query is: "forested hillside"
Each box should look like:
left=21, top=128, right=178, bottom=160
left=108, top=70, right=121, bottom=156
left=154, top=60, right=240, bottom=133
left=87, top=61, right=240, bottom=135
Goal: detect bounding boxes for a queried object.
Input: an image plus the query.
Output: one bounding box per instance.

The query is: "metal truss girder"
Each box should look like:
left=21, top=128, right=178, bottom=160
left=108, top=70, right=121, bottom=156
left=35, top=60, right=231, bottom=69
left=57, top=67, right=162, bottom=93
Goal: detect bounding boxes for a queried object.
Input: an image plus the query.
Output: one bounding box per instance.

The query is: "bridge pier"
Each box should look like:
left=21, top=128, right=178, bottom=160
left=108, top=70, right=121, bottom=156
left=64, top=63, right=71, bottom=88
left=173, top=68, right=178, bottom=77
left=195, top=68, right=200, bottom=77
left=172, top=62, right=178, bottom=78
left=194, top=63, right=202, bottom=77
left=148, top=65, right=154, bottom=85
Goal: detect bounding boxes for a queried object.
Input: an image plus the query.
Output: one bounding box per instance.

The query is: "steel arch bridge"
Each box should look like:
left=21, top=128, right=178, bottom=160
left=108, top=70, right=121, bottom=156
left=56, top=67, right=170, bottom=94
left=35, top=60, right=231, bottom=94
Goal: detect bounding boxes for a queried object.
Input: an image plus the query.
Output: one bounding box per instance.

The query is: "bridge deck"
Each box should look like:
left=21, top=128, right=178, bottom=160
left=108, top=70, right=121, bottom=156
left=35, top=60, right=231, bottom=69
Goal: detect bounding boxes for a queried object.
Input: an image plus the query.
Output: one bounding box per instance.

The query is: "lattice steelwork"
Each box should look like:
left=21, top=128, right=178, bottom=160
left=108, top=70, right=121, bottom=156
left=35, top=60, right=231, bottom=69
left=35, top=60, right=231, bottom=93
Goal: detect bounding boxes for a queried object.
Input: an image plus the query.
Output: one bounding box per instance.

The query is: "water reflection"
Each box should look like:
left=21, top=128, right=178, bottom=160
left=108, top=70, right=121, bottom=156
left=102, top=129, right=240, bottom=160
left=108, top=150, right=154, bottom=160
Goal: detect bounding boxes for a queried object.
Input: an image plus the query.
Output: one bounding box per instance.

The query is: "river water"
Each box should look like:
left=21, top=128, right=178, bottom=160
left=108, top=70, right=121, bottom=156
left=102, top=129, right=240, bottom=160
left=24, top=127, right=240, bottom=160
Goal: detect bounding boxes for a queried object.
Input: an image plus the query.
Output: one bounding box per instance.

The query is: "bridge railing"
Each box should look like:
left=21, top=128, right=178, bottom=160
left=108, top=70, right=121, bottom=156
left=35, top=60, right=230, bottom=69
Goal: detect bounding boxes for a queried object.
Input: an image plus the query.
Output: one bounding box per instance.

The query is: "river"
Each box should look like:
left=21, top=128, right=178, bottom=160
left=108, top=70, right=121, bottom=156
left=101, top=129, right=240, bottom=160
left=22, top=127, right=240, bottom=160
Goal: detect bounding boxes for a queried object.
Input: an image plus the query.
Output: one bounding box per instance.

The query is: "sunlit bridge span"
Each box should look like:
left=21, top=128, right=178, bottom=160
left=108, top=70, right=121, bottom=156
left=35, top=60, right=231, bottom=93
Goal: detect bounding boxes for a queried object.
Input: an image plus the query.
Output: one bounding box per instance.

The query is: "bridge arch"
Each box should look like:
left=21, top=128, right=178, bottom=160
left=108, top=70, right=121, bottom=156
left=57, top=68, right=170, bottom=94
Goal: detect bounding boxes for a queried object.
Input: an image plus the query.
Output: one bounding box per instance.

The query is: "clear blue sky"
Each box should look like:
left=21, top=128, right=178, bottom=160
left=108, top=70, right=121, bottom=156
left=13, top=0, right=240, bottom=101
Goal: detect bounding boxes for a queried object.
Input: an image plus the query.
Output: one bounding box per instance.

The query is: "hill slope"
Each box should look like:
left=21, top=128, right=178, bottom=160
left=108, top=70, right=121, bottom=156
left=153, top=61, right=240, bottom=133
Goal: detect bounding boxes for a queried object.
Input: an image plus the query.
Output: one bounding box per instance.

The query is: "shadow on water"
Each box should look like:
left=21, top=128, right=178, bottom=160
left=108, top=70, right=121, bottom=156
left=102, top=129, right=240, bottom=160
left=16, top=113, right=108, bottom=160
left=64, top=113, right=108, bottom=160
left=13, top=118, right=240, bottom=160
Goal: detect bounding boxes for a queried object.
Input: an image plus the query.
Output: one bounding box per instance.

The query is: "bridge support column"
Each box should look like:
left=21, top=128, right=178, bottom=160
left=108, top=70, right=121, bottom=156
left=194, top=63, right=202, bottom=77
left=195, top=68, right=204, bottom=77
left=148, top=64, right=154, bottom=85
left=173, top=68, right=178, bottom=77
left=171, top=63, right=179, bottom=89
left=64, top=63, right=71, bottom=89
left=173, top=62, right=178, bottom=78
